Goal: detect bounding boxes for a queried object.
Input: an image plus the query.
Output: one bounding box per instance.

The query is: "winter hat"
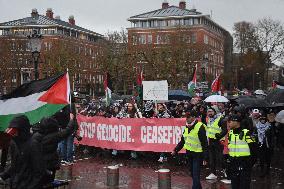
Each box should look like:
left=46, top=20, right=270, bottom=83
left=9, top=115, right=31, bottom=130
left=207, top=106, right=217, bottom=113
left=185, top=109, right=198, bottom=118
left=229, top=114, right=241, bottom=122
left=39, top=117, right=59, bottom=134
left=8, top=115, right=31, bottom=140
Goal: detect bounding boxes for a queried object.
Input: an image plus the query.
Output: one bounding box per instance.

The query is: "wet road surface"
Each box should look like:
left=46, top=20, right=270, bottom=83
left=55, top=150, right=284, bottom=189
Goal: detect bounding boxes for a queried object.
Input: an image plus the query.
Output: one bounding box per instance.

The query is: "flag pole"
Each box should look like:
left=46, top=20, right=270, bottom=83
left=66, top=68, right=72, bottom=111
left=155, top=100, right=158, bottom=115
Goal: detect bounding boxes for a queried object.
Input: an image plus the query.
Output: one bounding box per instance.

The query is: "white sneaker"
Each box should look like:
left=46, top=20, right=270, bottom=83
left=158, top=157, right=164, bottom=163
left=66, top=161, right=74, bottom=166
left=61, top=160, right=68, bottom=165
left=206, top=173, right=217, bottom=180
left=221, top=179, right=231, bottom=184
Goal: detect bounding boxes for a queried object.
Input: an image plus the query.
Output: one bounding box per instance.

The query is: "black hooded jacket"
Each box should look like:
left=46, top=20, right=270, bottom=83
left=32, top=117, right=75, bottom=171
left=0, top=115, right=46, bottom=189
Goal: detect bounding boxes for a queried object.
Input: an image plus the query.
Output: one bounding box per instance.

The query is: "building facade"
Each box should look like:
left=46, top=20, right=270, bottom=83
left=0, top=8, right=104, bottom=95
left=127, top=1, right=233, bottom=89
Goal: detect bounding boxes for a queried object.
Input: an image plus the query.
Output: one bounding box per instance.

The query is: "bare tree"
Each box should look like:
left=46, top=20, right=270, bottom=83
left=233, top=22, right=258, bottom=54
left=255, top=18, right=284, bottom=65
left=97, top=29, right=131, bottom=94
left=233, top=18, right=284, bottom=89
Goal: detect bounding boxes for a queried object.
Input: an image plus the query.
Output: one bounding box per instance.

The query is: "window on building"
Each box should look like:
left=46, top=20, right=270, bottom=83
left=156, top=20, right=161, bottom=27
left=175, top=20, right=180, bottom=26
left=18, top=43, right=24, bottom=51
left=141, top=21, right=147, bottom=28
left=193, top=18, right=200, bottom=25
left=18, top=58, right=23, bottom=65
left=192, top=33, right=197, bottom=43
left=204, top=35, right=209, bottom=44
left=44, top=42, right=52, bottom=51
left=57, top=29, right=63, bottom=34
left=44, top=42, right=48, bottom=51
left=48, top=29, right=55, bottom=35
left=12, top=73, right=17, bottom=83
left=22, top=72, right=31, bottom=84
left=204, top=53, right=209, bottom=59
left=170, top=20, right=175, bottom=26
left=183, top=35, right=191, bottom=43
left=139, top=34, right=146, bottom=44
left=11, top=42, right=16, bottom=50
left=148, top=34, right=152, bottom=44
left=163, top=35, right=170, bottom=44
left=153, top=20, right=157, bottom=27
left=184, top=18, right=193, bottom=26
left=156, top=35, right=161, bottom=44
left=132, top=35, right=138, bottom=45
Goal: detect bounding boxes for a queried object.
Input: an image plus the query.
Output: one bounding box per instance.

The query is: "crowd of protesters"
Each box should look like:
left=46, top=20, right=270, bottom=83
left=75, top=96, right=284, bottom=189
left=0, top=94, right=283, bottom=189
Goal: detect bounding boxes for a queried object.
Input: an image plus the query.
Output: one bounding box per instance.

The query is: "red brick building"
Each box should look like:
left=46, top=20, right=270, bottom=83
left=0, top=9, right=104, bottom=95
left=127, top=1, right=233, bottom=89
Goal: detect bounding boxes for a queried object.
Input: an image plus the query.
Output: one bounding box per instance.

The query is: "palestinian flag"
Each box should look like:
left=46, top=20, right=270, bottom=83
left=272, top=80, right=284, bottom=89
left=0, top=73, right=70, bottom=131
left=188, top=64, right=197, bottom=97
left=104, top=73, right=112, bottom=107
left=211, top=74, right=221, bottom=93
left=136, top=67, right=144, bottom=102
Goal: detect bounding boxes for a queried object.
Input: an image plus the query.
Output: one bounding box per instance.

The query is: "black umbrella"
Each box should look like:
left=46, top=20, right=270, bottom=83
left=168, top=90, right=191, bottom=101
left=266, top=89, right=284, bottom=104
left=236, top=96, right=270, bottom=108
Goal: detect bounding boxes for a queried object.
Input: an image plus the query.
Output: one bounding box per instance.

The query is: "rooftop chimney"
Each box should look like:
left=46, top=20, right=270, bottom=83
left=68, top=15, right=75, bottom=25
left=162, top=0, right=169, bottom=9
left=179, top=0, right=186, bottom=9
left=31, top=8, right=39, bottom=18
left=46, top=8, right=54, bottom=19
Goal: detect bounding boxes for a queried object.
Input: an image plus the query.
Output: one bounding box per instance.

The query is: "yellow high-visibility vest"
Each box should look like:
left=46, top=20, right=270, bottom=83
left=207, top=116, right=224, bottom=140
left=183, top=122, right=204, bottom=152
left=228, top=129, right=251, bottom=157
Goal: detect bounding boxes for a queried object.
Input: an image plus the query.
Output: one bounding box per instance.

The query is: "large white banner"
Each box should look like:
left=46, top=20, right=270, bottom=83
left=142, top=80, right=168, bottom=101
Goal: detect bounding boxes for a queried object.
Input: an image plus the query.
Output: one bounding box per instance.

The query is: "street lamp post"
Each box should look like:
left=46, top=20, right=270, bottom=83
left=28, top=30, right=42, bottom=80
left=256, top=72, right=260, bottom=89
left=253, top=72, right=260, bottom=90
left=201, top=58, right=208, bottom=82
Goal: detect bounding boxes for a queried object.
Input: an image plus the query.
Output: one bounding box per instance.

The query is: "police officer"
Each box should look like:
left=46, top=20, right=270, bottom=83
left=172, top=110, right=208, bottom=189
left=206, top=107, right=227, bottom=180
left=227, top=114, right=254, bottom=189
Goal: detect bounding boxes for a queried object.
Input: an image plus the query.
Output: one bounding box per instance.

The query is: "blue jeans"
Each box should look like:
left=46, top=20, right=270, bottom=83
left=189, top=156, right=202, bottom=189
left=58, top=134, right=74, bottom=162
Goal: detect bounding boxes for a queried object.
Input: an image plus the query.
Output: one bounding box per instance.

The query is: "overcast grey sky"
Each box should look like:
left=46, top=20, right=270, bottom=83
left=0, top=0, right=284, bottom=35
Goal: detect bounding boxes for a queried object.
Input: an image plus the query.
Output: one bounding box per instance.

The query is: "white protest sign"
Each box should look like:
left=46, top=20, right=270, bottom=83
left=142, top=80, right=168, bottom=101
